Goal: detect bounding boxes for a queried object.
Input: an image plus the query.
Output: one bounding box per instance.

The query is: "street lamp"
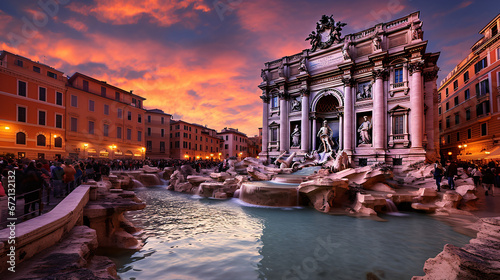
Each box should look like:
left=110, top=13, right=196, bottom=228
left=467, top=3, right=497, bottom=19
left=141, top=147, right=146, bottom=160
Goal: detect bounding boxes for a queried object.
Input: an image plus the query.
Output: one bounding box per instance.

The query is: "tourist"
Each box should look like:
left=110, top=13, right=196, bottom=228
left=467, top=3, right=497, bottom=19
left=446, top=161, right=458, bottom=190
left=472, top=165, right=482, bottom=188
left=63, top=162, right=76, bottom=196
left=51, top=162, right=65, bottom=198
left=22, top=161, right=42, bottom=217
left=75, top=165, right=83, bottom=187
left=433, top=161, right=444, bottom=192
left=483, top=168, right=495, bottom=196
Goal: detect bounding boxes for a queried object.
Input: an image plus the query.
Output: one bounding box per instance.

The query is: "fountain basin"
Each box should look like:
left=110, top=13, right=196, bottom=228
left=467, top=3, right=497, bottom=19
left=240, top=181, right=300, bottom=207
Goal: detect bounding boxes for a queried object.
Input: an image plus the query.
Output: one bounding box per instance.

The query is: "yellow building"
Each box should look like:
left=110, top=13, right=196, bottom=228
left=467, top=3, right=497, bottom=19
left=66, top=72, right=146, bottom=160
left=438, top=14, right=500, bottom=161
left=0, top=51, right=66, bottom=160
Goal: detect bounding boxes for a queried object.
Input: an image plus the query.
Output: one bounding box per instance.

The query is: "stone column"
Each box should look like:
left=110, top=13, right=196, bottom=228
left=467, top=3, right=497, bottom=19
left=311, top=116, right=317, bottom=151
left=372, top=69, right=387, bottom=150
left=279, top=91, right=289, bottom=152
left=338, top=113, right=343, bottom=150
left=409, top=61, right=425, bottom=149
left=342, top=78, right=354, bottom=153
left=260, top=95, right=269, bottom=154
left=300, top=89, right=310, bottom=153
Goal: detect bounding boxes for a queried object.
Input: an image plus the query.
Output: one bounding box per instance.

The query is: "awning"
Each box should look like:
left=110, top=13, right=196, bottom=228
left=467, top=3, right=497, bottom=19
left=458, top=146, right=500, bottom=160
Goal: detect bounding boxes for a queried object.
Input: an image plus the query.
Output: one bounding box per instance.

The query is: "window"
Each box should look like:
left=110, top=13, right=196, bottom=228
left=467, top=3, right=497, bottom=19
left=33, top=66, right=40, bottom=73
left=56, top=92, right=63, bottom=105
left=37, top=134, right=46, bottom=146
left=146, top=141, right=152, bottom=151
left=454, top=96, right=459, bottom=106
left=88, top=121, right=95, bottom=134
left=14, top=59, right=23, bottom=67
left=175, top=141, right=180, bottom=148
left=115, top=92, right=120, bottom=101
left=453, top=80, right=458, bottom=90
left=127, top=128, right=132, bottom=140
left=468, top=128, right=472, bottom=139
left=456, top=132, right=460, bottom=142
left=476, top=79, right=490, bottom=96
left=55, top=114, right=62, bottom=128
left=117, top=127, right=122, bottom=139
left=83, top=80, right=89, bottom=91
left=71, top=117, right=77, bottom=132
left=481, top=123, right=487, bottom=136
left=18, top=106, right=26, bottom=122
left=160, top=142, right=165, bottom=152
left=71, top=95, right=78, bottom=107
left=394, top=68, right=403, bottom=83
left=54, top=137, right=62, bottom=148
left=446, top=102, right=449, bottom=111
left=463, top=71, right=469, bottom=83
left=47, top=71, right=57, bottom=79
left=271, top=96, right=279, bottom=109
left=161, top=129, right=164, bottom=137
left=147, top=115, right=151, bottom=123
left=118, top=108, right=123, bottom=118
left=455, top=114, right=459, bottom=125
left=439, top=121, right=442, bottom=131
left=466, top=109, right=471, bottom=121
left=445, top=88, right=449, bottom=97
left=161, top=117, right=164, bottom=124
left=438, top=107, right=441, bottom=115
left=104, top=104, right=109, bottom=115
left=88, top=100, right=95, bottom=112
left=270, top=127, right=278, bottom=143
left=103, top=124, right=109, bottom=137
left=138, top=114, right=142, bottom=123
left=492, top=25, right=498, bottom=37
left=476, top=100, right=490, bottom=116
left=127, top=111, right=132, bottom=120
left=464, top=89, right=470, bottom=100
left=38, top=110, right=46, bottom=126
left=446, top=135, right=451, bottom=144
left=18, top=80, right=27, bottom=97
left=147, top=128, right=151, bottom=136
left=16, top=132, right=26, bottom=145
left=394, top=115, right=404, bottom=134
left=101, top=86, right=106, bottom=97
left=474, top=57, right=487, bottom=73
left=446, top=116, right=450, bottom=128
left=132, top=98, right=137, bottom=106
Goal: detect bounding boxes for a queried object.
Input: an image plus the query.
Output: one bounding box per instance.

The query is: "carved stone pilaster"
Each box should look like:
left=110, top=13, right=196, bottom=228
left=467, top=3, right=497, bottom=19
left=341, top=77, right=355, bottom=87
left=372, top=69, right=387, bottom=80
left=423, top=69, right=439, bottom=82
left=278, top=90, right=290, bottom=100
left=260, top=94, right=270, bottom=103
left=408, top=61, right=425, bottom=76
left=299, top=88, right=310, bottom=96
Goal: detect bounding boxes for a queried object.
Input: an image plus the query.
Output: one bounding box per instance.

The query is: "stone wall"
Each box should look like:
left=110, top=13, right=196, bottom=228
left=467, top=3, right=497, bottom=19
left=0, top=186, right=90, bottom=274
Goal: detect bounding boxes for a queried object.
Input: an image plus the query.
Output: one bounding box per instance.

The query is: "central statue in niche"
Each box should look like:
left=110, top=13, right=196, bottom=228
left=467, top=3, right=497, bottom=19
left=317, top=120, right=336, bottom=153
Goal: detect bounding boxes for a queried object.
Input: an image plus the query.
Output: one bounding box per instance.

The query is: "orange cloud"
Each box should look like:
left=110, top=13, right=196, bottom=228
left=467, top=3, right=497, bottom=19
left=67, top=0, right=211, bottom=27
left=63, top=18, right=88, bottom=32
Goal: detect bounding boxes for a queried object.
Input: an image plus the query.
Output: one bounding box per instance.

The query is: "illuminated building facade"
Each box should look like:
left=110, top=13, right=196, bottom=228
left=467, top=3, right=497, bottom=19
left=170, top=120, right=222, bottom=160
left=218, top=127, right=249, bottom=159
left=439, top=14, right=500, bottom=161
left=145, top=109, right=172, bottom=159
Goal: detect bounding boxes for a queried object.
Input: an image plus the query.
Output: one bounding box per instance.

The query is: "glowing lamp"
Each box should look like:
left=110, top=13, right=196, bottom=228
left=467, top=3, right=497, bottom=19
left=447, top=152, right=452, bottom=155
left=4, top=126, right=10, bottom=130
left=458, top=145, right=462, bottom=149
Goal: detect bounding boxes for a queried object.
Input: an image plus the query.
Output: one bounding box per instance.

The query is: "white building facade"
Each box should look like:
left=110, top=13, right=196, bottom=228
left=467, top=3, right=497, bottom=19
left=259, top=12, right=440, bottom=168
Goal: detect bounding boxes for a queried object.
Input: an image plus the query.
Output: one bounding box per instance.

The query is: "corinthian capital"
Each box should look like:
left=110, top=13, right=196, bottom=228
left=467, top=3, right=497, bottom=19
left=341, top=77, right=355, bottom=87
left=260, top=94, right=270, bottom=103
left=372, top=69, right=387, bottom=80
left=299, top=88, right=310, bottom=96
left=408, top=61, right=425, bottom=76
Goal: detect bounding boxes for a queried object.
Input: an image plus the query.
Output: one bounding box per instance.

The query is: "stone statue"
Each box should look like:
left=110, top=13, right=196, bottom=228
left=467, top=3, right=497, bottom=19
left=342, top=37, right=351, bottom=60
left=372, top=33, right=381, bottom=51
left=317, top=120, right=335, bottom=153
left=411, top=21, right=423, bottom=40
left=358, top=116, right=372, bottom=144
left=298, top=57, right=308, bottom=73
left=274, top=151, right=296, bottom=169
left=306, top=15, right=346, bottom=52
left=260, top=69, right=268, bottom=83
left=278, top=61, right=285, bottom=78
left=291, top=125, right=300, bottom=147
left=357, top=82, right=372, bottom=100
left=291, top=98, right=301, bottom=111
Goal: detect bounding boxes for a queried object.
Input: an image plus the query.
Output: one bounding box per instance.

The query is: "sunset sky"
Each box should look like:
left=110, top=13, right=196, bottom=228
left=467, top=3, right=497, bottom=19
left=0, top=0, right=498, bottom=136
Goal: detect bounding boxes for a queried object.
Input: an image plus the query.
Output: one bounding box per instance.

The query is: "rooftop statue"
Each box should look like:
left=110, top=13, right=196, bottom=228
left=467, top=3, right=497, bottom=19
left=305, top=15, right=346, bottom=52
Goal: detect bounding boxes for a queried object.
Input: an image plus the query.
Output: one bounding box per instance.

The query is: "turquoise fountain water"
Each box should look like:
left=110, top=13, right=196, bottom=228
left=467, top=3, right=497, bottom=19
left=107, top=187, right=472, bottom=280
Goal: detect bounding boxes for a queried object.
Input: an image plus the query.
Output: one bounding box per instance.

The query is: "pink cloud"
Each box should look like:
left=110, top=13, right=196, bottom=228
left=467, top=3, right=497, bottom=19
left=63, top=18, right=88, bottom=32
left=67, top=0, right=211, bottom=27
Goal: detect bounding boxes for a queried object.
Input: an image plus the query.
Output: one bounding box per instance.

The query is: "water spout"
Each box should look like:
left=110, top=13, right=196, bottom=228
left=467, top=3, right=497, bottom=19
left=132, top=179, right=145, bottom=189
left=385, top=199, right=398, bottom=213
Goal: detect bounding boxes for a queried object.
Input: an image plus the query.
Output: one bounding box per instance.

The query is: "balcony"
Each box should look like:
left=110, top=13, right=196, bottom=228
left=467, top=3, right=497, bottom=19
left=388, top=133, right=410, bottom=148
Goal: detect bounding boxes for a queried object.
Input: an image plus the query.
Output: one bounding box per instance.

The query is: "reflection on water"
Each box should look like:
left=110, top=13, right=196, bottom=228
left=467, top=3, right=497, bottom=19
left=108, top=187, right=472, bottom=280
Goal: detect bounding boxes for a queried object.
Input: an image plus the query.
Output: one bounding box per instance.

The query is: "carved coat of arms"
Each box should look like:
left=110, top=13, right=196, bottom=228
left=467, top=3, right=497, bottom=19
left=305, top=15, right=346, bottom=52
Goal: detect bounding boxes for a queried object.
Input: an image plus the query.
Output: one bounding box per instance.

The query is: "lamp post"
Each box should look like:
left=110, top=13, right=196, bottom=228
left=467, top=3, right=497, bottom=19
left=141, top=147, right=146, bottom=160
left=83, top=143, right=88, bottom=159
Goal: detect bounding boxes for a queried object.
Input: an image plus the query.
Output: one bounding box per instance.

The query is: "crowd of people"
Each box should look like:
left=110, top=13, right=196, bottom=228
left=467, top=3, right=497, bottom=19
left=433, top=160, right=498, bottom=196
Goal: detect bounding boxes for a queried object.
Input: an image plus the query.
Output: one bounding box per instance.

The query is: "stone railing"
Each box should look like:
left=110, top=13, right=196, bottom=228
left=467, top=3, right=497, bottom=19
left=0, top=186, right=91, bottom=273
